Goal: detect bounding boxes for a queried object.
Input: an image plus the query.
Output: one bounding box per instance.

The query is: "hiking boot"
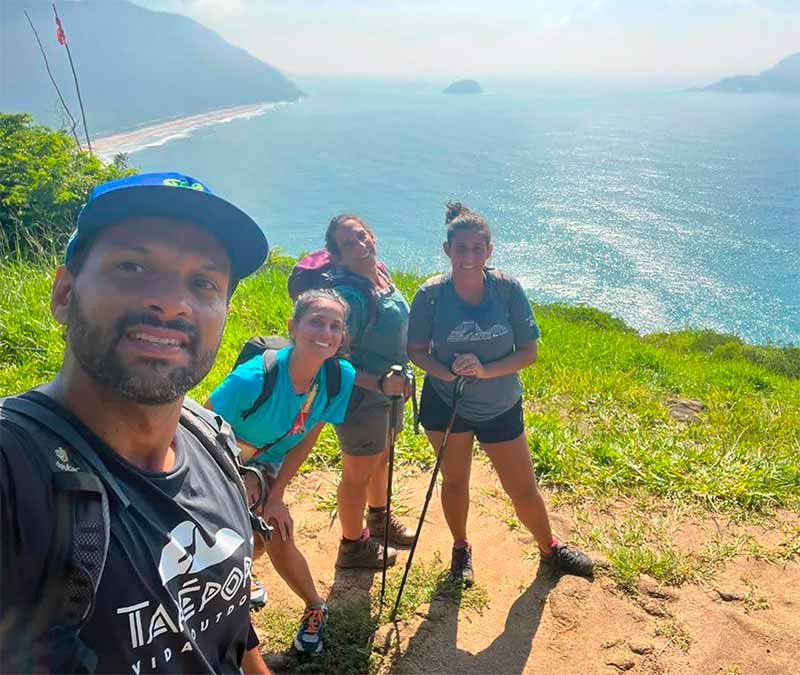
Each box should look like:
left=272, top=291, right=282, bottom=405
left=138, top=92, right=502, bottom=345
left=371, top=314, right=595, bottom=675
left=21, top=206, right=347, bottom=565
left=450, top=543, right=474, bottom=587
left=540, top=542, right=594, bottom=579
left=366, top=509, right=415, bottom=547
left=250, top=578, right=267, bottom=610
left=293, top=603, right=328, bottom=655
left=336, top=535, right=397, bottom=569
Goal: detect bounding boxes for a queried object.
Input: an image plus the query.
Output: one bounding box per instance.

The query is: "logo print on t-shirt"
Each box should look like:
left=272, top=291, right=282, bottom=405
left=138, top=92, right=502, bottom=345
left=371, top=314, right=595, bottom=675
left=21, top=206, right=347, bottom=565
left=446, top=321, right=510, bottom=343
left=158, top=521, right=245, bottom=585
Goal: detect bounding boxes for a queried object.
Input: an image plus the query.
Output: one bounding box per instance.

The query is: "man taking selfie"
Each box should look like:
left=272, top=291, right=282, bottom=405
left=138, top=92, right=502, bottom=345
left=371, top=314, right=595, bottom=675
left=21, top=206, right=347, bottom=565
left=1, top=173, right=271, bottom=674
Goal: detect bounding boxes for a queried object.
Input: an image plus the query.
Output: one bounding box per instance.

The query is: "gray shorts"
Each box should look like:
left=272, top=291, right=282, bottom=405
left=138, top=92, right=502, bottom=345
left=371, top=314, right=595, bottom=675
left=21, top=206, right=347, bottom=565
left=335, top=386, right=404, bottom=457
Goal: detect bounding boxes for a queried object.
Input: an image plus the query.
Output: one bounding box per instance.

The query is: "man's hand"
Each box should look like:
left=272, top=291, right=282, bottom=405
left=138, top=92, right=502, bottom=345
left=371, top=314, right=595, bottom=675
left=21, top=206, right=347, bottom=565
left=262, top=496, right=293, bottom=542
left=451, top=353, right=487, bottom=379
left=243, top=471, right=262, bottom=508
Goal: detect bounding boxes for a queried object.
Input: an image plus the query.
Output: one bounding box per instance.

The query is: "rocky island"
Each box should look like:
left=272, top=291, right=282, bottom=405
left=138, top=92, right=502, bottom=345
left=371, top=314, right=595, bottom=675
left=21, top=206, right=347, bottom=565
left=444, top=79, right=483, bottom=95
left=699, top=52, right=800, bottom=94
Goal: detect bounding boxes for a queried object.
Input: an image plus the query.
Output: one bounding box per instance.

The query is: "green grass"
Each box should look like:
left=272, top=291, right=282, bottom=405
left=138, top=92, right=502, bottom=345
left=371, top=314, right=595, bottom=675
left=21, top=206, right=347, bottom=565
left=4, top=252, right=800, bottom=670
left=2, top=253, right=799, bottom=512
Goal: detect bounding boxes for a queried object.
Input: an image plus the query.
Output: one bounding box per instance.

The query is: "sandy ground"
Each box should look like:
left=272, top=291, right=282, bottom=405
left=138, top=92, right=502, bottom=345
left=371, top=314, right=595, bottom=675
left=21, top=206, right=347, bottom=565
left=254, top=461, right=800, bottom=675
left=91, top=102, right=281, bottom=159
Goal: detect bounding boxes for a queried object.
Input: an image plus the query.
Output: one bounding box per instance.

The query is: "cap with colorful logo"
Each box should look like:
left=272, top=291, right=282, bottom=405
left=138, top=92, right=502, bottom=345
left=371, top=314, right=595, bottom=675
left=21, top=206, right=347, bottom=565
left=66, top=172, right=269, bottom=281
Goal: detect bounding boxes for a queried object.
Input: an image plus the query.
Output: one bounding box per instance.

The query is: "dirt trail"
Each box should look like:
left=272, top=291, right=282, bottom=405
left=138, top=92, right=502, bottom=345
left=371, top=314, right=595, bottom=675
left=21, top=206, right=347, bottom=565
left=254, top=462, right=800, bottom=675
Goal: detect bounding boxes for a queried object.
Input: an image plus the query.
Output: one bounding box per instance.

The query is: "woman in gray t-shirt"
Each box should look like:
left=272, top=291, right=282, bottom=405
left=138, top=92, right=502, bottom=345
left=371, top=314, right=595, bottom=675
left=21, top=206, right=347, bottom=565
left=407, top=202, right=594, bottom=586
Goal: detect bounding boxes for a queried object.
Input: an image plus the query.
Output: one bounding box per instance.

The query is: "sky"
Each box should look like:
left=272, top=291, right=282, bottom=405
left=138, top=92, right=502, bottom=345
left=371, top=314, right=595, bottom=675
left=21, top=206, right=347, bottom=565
left=131, top=1, right=799, bottom=83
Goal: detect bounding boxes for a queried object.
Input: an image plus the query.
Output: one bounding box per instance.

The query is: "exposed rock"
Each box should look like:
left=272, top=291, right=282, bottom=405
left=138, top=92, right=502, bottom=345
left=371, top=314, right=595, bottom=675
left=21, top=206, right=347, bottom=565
left=606, top=653, right=636, bottom=670
left=629, top=640, right=655, bottom=655
left=638, top=577, right=677, bottom=600
left=716, top=588, right=746, bottom=602
left=639, top=598, right=672, bottom=617
left=667, top=397, right=706, bottom=423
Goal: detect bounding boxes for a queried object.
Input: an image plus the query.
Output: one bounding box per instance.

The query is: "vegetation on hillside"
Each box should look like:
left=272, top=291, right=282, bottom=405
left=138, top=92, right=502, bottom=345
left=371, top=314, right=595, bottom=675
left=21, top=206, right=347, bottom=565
left=0, top=112, right=131, bottom=256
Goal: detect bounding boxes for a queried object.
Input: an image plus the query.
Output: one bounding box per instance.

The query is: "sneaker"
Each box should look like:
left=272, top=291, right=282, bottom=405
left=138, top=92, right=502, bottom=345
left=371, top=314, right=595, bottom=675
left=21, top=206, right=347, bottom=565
left=540, top=542, right=594, bottom=579
left=335, top=535, right=397, bottom=569
left=450, top=543, right=474, bottom=587
left=366, top=509, right=415, bottom=547
left=293, top=603, right=328, bottom=655
left=250, top=578, right=267, bottom=610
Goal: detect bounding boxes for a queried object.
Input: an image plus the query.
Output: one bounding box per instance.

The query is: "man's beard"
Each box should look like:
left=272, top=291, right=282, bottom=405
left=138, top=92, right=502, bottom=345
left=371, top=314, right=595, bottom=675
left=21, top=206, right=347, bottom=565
left=66, top=290, right=219, bottom=405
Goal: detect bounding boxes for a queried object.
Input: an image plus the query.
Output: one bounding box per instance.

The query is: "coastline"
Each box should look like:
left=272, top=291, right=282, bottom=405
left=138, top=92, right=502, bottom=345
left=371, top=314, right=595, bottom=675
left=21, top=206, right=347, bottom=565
left=91, top=102, right=286, bottom=160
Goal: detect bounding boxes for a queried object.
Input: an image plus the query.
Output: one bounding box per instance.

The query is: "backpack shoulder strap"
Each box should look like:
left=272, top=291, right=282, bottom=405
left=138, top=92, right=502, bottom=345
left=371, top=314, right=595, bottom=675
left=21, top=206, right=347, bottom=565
left=323, top=358, right=342, bottom=404
left=485, top=268, right=515, bottom=312
left=240, top=349, right=280, bottom=421
left=0, top=396, right=112, bottom=673
left=180, top=399, right=272, bottom=542
left=331, top=269, right=380, bottom=328
left=1, top=395, right=130, bottom=508
left=180, top=398, right=243, bottom=482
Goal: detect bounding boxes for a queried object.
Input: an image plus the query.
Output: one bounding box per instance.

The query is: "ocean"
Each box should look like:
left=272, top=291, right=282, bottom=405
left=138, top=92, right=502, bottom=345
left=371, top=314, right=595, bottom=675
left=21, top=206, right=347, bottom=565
left=119, top=78, right=800, bottom=345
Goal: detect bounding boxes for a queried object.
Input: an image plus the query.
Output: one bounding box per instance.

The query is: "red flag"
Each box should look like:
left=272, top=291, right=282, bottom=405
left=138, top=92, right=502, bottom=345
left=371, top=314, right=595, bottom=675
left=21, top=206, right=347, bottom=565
left=55, top=15, right=66, bottom=45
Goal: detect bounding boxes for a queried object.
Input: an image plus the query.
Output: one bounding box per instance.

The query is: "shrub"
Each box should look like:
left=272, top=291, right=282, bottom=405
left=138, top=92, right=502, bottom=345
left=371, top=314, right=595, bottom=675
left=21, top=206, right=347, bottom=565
left=0, top=113, right=133, bottom=257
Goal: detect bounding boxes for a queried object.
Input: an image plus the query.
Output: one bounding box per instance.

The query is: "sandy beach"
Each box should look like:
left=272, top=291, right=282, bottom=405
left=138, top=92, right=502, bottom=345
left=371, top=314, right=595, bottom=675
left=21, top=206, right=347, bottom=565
left=91, top=102, right=283, bottom=159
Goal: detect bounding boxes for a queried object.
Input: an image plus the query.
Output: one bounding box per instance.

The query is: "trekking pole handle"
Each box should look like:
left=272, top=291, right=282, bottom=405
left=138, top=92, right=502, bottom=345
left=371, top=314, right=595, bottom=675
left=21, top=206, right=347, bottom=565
left=454, top=375, right=466, bottom=400
left=388, top=364, right=405, bottom=398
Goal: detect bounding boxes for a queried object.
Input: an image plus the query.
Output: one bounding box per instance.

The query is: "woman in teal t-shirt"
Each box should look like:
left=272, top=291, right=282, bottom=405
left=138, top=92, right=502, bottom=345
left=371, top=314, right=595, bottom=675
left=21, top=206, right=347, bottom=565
left=208, top=290, right=355, bottom=656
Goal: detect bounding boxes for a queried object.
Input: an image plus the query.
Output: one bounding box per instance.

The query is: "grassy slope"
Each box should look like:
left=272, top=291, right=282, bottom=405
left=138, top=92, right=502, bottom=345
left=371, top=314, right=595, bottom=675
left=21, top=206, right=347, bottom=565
left=3, top=254, right=799, bottom=673
left=2, top=253, right=798, bottom=512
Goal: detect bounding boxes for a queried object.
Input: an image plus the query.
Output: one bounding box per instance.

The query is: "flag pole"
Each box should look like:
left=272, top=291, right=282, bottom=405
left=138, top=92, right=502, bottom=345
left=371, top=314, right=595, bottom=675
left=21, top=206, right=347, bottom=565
left=24, top=10, right=82, bottom=150
left=52, top=3, right=93, bottom=155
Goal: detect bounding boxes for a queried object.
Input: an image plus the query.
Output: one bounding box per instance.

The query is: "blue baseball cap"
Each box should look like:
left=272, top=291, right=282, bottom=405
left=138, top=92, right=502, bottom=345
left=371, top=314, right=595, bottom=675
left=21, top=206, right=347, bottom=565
left=66, top=172, right=269, bottom=282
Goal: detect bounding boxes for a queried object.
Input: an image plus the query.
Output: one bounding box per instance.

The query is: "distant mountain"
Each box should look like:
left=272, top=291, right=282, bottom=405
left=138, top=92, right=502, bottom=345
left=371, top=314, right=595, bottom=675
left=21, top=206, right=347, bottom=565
left=700, top=52, right=800, bottom=93
left=444, top=79, right=483, bottom=95
left=0, top=0, right=303, bottom=134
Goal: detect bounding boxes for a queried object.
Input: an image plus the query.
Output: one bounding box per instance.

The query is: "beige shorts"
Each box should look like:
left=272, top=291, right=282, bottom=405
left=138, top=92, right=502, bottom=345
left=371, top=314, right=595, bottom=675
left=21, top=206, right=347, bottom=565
left=335, top=386, right=405, bottom=456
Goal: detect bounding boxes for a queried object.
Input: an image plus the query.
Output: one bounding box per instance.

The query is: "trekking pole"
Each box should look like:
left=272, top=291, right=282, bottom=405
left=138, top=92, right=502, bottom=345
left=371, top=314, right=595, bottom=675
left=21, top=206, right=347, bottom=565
left=390, top=376, right=465, bottom=622
left=379, top=365, right=405, bottom=613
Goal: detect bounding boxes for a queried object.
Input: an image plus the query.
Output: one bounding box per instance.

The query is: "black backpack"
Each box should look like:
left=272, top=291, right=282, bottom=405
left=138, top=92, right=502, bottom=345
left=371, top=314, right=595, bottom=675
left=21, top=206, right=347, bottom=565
left=0, top=392, right=270, bottom=674
left=231, top=335, right=342, bottom=421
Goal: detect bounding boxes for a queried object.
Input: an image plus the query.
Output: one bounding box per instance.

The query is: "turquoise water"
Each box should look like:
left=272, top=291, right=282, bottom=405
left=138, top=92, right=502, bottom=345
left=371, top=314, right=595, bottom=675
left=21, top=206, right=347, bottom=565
left=126, top=79, right=800, bottom=344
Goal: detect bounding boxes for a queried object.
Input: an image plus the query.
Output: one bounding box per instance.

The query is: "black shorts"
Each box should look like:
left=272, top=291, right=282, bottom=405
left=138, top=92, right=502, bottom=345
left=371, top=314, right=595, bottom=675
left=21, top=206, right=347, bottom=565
left=418, top=377, right=524, bottom=444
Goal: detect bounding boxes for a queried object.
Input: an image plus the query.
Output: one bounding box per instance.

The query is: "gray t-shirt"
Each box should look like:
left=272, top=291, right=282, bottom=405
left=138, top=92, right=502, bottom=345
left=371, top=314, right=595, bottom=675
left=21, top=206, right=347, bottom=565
left=407, top=271, right=540, bottom=421
left=0, top=392, right=256, bottom=674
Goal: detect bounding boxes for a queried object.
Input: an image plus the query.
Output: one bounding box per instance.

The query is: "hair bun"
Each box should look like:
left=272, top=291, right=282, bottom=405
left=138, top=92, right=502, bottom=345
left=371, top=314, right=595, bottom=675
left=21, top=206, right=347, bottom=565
left=445, top=201, right=466, bottom=224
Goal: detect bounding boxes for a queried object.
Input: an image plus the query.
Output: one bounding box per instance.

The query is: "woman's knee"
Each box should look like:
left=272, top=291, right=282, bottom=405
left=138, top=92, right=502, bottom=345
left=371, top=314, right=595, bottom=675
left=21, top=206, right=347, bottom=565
left=341, top=454, right=382, bottom=486
left=266, top=533, right=295, bottom=560
left=441, top=471, right=470, bottom=498
left=506, top=480, right=544, bottom=510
